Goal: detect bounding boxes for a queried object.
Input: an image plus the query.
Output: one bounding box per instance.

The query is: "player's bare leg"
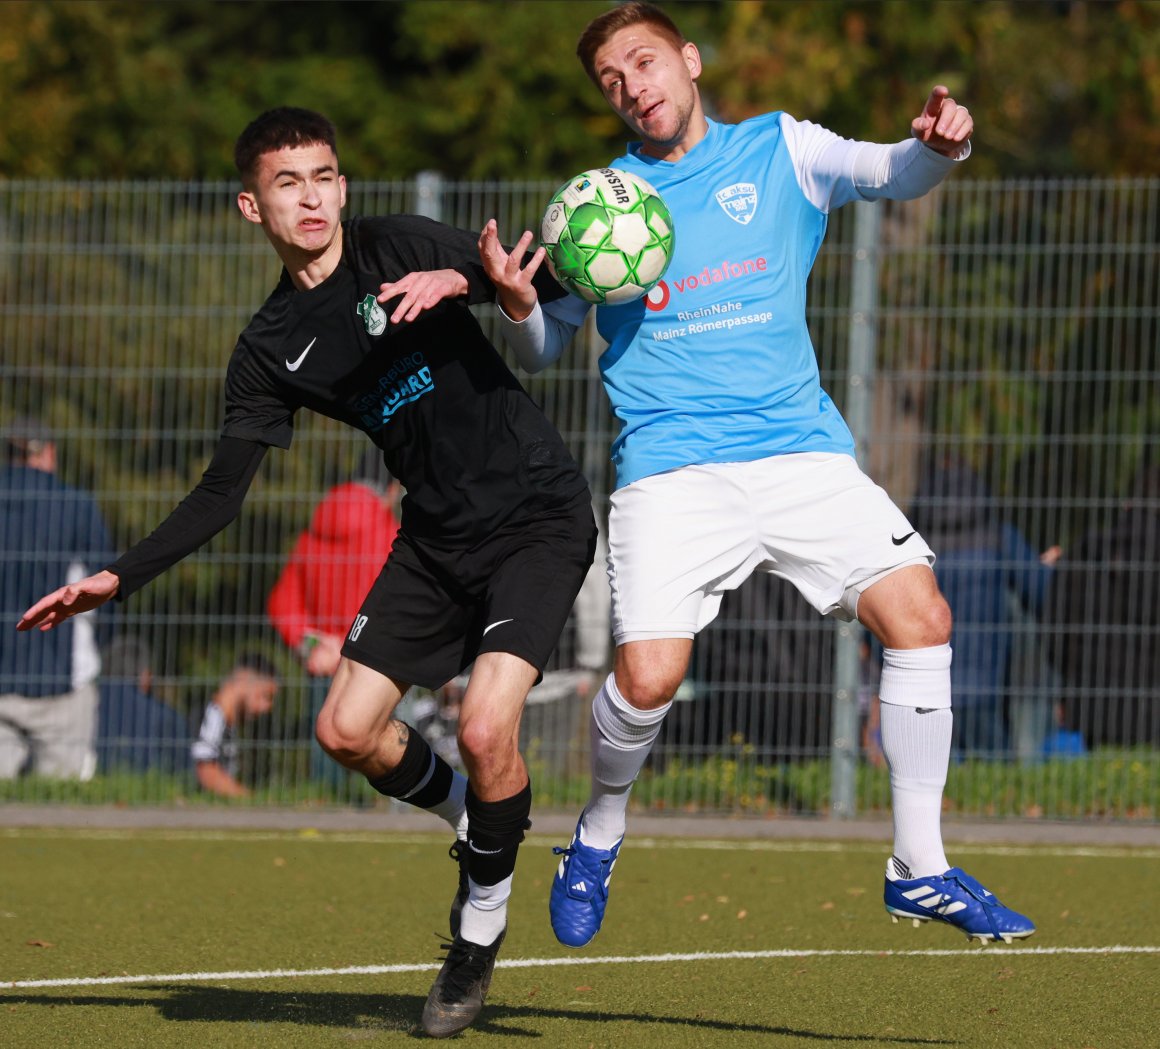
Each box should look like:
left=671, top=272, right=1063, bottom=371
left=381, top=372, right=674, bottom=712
left=859, top=565, right=1035, bottom=943
left=422, top=651, right=538, bottom=1037
left=551, top=637, right=690, bottom=947
left=315, top=659, right=470, bottom=932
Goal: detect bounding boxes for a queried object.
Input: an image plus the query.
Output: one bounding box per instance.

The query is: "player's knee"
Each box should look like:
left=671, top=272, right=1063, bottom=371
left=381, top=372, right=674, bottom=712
left=616, top=665, right=681, bottom=709
left=924, top=595, right=953, bottom=646
left=456, top=714, right=516, bottom=773
left=315, top=706, right=374, bottom=764
left=873, top=591, right=953, bottom=649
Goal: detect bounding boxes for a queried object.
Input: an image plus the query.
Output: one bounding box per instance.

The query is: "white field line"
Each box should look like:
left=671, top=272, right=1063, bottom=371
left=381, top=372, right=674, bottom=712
left=4, top=945, right=1159, bottom=991
left=2, top=827, right=1158, bottom=860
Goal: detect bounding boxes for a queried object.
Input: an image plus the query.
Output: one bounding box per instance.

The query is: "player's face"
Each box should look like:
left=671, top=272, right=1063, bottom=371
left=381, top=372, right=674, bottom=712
left=592, top=24, right=705, bottom=161
left=237, top=143, right=347, bottom=259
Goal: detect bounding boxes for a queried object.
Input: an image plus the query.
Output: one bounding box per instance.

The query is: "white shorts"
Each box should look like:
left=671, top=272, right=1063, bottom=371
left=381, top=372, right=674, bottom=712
left=607, top=453, right=934, bottom=642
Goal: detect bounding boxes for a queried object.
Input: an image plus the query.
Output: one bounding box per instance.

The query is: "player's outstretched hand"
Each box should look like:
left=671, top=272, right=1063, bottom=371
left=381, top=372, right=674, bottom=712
left=911, top=85, right=972, bottom=158
left=18, top=570, right=121, bottom=632
left=479, top=219, right=546, bottom=323
left=377, top=269, right=471, bottom=325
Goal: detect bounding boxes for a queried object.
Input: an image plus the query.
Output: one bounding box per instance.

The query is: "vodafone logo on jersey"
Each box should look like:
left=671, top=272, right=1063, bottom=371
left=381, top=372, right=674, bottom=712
left=644, top=256, right=768, bottom=312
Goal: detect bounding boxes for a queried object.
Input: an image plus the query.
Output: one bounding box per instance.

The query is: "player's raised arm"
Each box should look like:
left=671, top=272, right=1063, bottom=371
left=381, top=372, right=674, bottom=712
left=17, top=436, right=268, bottom=633
left=18, top=571, right=121, bottom=632
left=484, top=217, right=587, bottom=376
left=911, top=85, right=972, bottom=158
left=478, top=219, right=546, bottom=322
left=377, top=269, right=472, bottom=325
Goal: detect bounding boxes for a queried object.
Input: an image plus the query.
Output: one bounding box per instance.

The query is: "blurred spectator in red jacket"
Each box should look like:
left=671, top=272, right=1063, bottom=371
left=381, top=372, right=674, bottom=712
left=269, top=450, right=400, bottom=790
left=268, top=449, right=401, bottom=679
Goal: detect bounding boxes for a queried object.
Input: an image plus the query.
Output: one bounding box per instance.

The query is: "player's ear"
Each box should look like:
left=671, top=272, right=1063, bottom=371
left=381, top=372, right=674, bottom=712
left=683, top=41, right=702, bottom=80
left=339, top=173, right=347, bottom=210
left=237, top=190, right=262, bottom=226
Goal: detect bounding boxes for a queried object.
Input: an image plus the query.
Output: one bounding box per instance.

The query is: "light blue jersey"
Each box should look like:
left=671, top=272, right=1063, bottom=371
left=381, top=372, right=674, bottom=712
left=598, top=113, right=854, bottom=488
left=514, top=113, right=963, bottom=490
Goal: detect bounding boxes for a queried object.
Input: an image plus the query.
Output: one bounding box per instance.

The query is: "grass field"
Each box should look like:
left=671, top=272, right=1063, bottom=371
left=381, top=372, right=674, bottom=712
left=2, top=827, right=1158, bottom=1047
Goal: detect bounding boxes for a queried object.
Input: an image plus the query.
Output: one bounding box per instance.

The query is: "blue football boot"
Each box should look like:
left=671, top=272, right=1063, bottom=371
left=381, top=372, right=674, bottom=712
left=549, top=816, right=623, bottom=948
left=884, top=857, right=1036, bottom=945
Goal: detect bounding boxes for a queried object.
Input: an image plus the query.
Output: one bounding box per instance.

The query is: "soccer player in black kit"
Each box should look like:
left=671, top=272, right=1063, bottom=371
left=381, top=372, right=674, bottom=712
left=19, top=107, right=597, bottom=1039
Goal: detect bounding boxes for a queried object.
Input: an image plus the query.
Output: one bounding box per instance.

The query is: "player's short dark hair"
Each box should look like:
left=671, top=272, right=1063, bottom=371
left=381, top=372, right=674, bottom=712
left=576, top=1, right=686, bottom=85
left=234, top=107, right=338, bottom=186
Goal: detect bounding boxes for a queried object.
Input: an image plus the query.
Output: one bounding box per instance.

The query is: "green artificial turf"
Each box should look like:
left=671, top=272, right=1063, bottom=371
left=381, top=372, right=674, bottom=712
left=2, top=828, right=1157, bottom=1047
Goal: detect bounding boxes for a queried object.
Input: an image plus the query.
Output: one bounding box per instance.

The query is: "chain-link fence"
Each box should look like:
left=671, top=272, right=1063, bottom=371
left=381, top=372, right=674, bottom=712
left=1, top=176, right=1157, bottom=820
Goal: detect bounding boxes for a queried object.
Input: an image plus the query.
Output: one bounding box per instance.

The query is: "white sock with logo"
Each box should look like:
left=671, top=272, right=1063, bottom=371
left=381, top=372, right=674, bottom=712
left=458, top=874, right=512, bottom=946
left=580, top=673, right=670, bottom=851
left=879, top=644, right=953, bottom=878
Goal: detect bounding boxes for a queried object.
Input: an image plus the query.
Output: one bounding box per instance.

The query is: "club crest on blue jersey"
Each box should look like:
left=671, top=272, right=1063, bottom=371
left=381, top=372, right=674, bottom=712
left=357, top=293, right=388, bottom=336
left=715, top=182, right=759, bottom=225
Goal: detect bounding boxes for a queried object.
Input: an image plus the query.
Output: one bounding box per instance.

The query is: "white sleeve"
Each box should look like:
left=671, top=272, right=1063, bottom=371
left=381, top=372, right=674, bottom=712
left=498, top=295, right=590, bottom=374
left=191, top=703, right=225, bottom=763
left=780, top=112, right=970, bottom=214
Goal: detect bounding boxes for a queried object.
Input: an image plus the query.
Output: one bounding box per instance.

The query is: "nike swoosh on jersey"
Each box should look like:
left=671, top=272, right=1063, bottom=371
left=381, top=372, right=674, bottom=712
left=285, top=337, right=317, bottom=372
left=482, top=618, right=515, bottom=637
left=891, top=531, right=916, bottom=546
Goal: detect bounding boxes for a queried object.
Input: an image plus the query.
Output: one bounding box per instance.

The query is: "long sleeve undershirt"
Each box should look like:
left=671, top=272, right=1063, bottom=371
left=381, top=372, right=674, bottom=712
left=106, top=436, right=268, bottom=599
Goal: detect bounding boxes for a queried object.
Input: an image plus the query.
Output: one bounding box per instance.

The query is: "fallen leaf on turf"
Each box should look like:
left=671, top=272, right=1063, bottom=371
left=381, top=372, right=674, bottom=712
left=273, top=857, right=286, bottom=867
left=699, top=913, right=710, bottom=922
left=737, top=909, right=748, bottom=919
left=575, top=985, right=592, bottom=992
left=26, top=940, right=53, bottom=948
left=821, top=901, right=835, bottom=910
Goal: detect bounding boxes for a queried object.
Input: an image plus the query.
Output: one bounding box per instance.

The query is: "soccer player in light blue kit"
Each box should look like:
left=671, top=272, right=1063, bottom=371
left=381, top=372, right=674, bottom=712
left=481, top=0, right=1034, bottom=948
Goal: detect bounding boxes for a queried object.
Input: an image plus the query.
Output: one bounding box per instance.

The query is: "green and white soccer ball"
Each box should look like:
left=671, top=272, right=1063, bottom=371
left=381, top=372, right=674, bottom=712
left=540, top=167, right=675, bottom=305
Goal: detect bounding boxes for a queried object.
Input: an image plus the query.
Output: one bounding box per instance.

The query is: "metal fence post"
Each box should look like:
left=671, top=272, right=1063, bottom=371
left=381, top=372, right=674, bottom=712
left=414, top=170, right=444, bottom=221
left=831, top=201, right=881, bottom=818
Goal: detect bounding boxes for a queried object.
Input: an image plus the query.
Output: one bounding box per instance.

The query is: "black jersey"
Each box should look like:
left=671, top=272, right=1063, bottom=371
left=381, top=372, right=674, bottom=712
left=107, top=215, right=589, bottom=599
left=224, top=215, right=588, bottom=544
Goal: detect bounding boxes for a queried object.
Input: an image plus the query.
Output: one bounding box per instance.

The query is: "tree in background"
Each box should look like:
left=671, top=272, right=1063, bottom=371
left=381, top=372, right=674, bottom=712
left=1, top=1, right=1156, bottom=180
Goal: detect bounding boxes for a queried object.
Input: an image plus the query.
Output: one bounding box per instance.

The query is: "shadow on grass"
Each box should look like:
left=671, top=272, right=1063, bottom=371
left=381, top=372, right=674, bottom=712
left=2, top=985, right=956, bottom=1043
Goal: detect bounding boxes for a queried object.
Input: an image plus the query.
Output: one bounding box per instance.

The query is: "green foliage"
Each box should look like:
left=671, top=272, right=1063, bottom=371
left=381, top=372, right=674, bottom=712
left=621, top=749, right=1159, bottom=820
left=706, top=0, right=1160, bottom=177
left=3, top=749, right=1157, bottom=819
left=1, top=1, right=1155, bottom=180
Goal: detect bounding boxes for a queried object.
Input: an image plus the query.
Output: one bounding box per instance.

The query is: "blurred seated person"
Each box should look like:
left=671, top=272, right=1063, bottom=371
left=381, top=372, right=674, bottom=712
left=97, top=634, right=190, bottom=775
left=911, top=453, right=1060, bottom=757
left=1044, top=458, right=1160, bottom=748
left=191, top=651, right=279, bottom=798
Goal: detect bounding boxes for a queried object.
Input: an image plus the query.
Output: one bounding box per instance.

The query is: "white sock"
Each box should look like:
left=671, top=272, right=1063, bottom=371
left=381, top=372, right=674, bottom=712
left=879, top=644, right=953, bottom=878
left=458, top=874, right=511, bottom=946
left=580, top=673, right=670, bottom=850
left=428, top=770, right=469, bottom=840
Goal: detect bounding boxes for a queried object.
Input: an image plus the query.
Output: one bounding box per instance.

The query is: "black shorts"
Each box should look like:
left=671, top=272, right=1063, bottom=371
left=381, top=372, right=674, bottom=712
left=342, top=495, right=598, bottom=690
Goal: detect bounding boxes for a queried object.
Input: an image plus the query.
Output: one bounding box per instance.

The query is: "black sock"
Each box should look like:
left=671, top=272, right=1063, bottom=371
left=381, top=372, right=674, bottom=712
left=465, top=781, right=532, bottom=887
left=366, top=728, right=453, bottom=810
